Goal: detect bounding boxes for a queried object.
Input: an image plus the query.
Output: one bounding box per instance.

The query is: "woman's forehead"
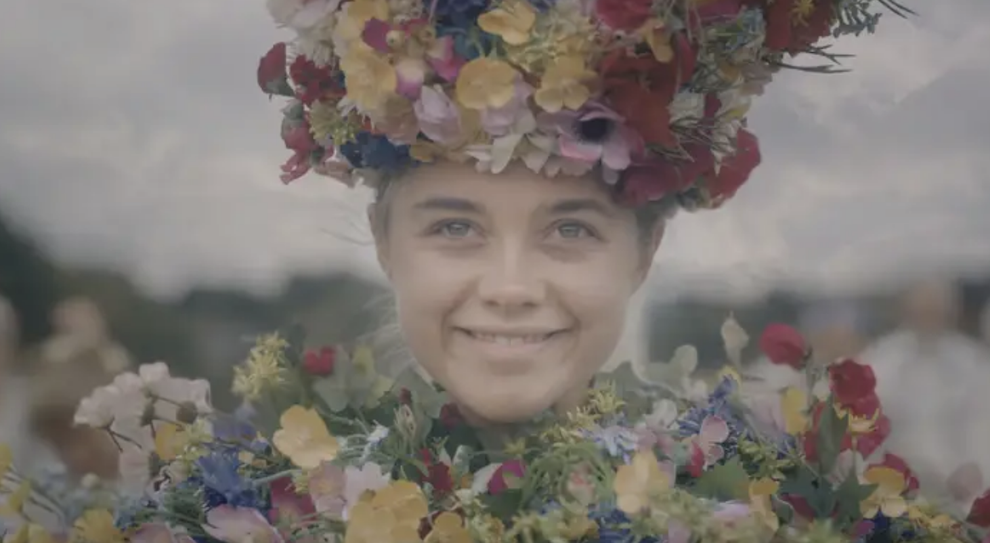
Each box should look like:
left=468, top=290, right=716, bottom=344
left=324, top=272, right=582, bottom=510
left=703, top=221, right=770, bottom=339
left=392, top=161, right=617, bottom=212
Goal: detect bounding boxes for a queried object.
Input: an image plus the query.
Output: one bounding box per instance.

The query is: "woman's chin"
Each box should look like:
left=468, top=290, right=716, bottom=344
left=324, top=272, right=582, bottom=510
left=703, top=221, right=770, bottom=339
left=454, top=389, right=558, bottom=426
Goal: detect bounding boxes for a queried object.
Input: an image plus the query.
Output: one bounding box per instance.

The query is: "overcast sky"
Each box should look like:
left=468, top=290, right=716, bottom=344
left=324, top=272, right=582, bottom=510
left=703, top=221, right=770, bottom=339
left=1, top=0, right=988, bottom=303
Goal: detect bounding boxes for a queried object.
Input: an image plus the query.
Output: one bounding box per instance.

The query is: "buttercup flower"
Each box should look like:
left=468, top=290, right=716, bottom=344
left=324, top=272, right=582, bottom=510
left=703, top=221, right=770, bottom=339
left=860, top=466, right=908, bottom=519
left=614, top=449, right=673, bottom=515
left=72, top=509, right=126, bottom=543
left=425, top=512, right=471, bottom=543
left=272, top=405, right=340, bottom=469
left=478, top=0, right=537, bottom=45
left=339, top=46, right=398, bottom=114
left=749, top=478, right=780, bottom=531
left=332, top=0, right=389, bottom=51
left=534, top=56, right=596, bottom=113
left=344, top=481, right=428, bottom=543
left=780, top=386, right=809, bottom=435
left=455, top=58, right=519, bottom=110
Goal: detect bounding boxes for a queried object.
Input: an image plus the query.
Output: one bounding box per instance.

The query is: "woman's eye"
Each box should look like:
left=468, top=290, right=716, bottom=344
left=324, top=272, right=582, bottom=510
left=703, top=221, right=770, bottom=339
left=435, top=220, right=475, bottom=238
left=553, top=222, right=594, bottom=240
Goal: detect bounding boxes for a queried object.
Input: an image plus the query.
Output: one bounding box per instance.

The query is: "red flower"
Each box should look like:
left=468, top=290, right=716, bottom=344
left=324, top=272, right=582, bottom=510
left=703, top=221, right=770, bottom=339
left=870, top=453, right=919, bottom=495
left=763, top=0, right=835, bottom=54
left=602, top=48, right=697, bottom=147
left=289, top=55, right=341, bottom=106
left=845, top=391, right=880, bottom=420
left=704, top=128, right=761, bottom=205
left=399, top=387, right=413, bottom=405
left=759, top=323, right=808, bottom=369
left=268, top=475, right=316, bottom=527
left=827, top=358, right=876, bottom=407
left=618, top=144, right=714, bottom=205
left=302, top=347, right=336, bottom=376
left=487, top=460, right=526, bottom=494
left=802, top=401, right=889, bottom=461
left=439, top=403, right=464, bottom=429
left=855, top=412, right=889, bottom=458
left=258, top=42, right=292, bottom=97
left=595, top=0, right=653, bottom=31
left=967, top=489, right=990, bottom=527
left=419, top=449, right=454, bottom=496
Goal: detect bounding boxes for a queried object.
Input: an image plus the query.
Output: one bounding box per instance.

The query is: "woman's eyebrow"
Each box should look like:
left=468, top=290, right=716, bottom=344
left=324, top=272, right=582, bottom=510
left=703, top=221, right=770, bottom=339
left=545, top=198, right=616, bottom=219
left=412, top=197, right=485, bottom=214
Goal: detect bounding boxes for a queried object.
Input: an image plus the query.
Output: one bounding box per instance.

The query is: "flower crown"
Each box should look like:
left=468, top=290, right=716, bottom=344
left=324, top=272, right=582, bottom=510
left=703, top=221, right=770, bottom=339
left=258, top=0, right=906, bottom=209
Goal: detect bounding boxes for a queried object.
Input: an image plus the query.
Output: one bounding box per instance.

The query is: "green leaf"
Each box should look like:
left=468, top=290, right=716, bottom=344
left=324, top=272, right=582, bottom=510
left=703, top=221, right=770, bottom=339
left=779, top=465, right=837, bottom=519
left=692, top=457, right=750, bottom=501
left=833, top=474, right=876, bottom=529
left=393, top=367, right=448, bottom=419
left=815, top=400, right=849, bottom=474
left=312, top=375, right=349, bottom=413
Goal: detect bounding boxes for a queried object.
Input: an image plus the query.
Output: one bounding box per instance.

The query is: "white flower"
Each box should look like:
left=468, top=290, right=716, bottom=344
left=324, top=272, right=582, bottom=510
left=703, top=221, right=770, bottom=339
left=267, top=0, right=340, bottom=31
left=74, top=386, right=123, bottom=428
left=668, top=92, right=705, bottom=125
left=138, top=362, right=213, bottom=422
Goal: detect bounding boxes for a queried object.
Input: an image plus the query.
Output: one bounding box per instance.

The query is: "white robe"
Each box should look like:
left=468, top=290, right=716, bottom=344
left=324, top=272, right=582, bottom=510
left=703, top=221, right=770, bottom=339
left=860, top=329, right=990, bottom=510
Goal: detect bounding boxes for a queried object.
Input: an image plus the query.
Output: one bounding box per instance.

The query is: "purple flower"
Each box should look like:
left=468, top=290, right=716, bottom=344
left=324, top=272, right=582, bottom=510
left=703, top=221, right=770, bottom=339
left=414, top=86, right=463, bottom=145
left=481, top=80, right=533, bottom=136
left=538, top=101, right=642, bottom=182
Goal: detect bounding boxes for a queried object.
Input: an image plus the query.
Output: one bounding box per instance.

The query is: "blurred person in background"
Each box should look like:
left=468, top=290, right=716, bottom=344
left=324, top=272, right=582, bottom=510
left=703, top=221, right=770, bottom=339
left=981, top=298, right=990, bottom=349
left=22, top=297, right=129, bottom=481
left=861, top=278, right=990, bottom=512
left=0, top=294, right=39, bottom=468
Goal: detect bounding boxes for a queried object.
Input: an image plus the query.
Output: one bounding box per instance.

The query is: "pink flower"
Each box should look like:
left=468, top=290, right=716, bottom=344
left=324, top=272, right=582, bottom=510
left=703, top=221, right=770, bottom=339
left=414, top=86, right=464, bottom=145
left=279, top=116, right=320, bottom=184
left=203, top=506, right=284, bottom=543
left=481, top=80, right=533, bottom=136
left=307, top=462, right=346, bottom=518
left=686, top=415, right=729, bottom=476
left=538, top=101, right=642, bottom=183
left=269, top=475, right=316, bottom=529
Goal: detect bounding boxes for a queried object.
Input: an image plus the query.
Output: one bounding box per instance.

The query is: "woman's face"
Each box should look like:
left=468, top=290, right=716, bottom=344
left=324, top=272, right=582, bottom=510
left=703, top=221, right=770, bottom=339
left=373, top=161, right=662, bottom=424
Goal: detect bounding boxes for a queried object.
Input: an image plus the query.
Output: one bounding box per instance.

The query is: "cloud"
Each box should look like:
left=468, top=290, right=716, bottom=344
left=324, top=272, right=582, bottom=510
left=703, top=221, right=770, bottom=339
left=0, top=0, right=987, bottom=303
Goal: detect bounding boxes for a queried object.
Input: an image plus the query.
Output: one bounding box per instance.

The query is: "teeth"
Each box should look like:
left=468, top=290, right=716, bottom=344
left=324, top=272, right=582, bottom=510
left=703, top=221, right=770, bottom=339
left=471, top=332, right=551, bottom=345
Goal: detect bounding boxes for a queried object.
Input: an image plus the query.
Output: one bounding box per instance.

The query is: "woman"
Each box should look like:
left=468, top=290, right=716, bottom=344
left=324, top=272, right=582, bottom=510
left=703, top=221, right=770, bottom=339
left=54, top=1, right=957, bottom=542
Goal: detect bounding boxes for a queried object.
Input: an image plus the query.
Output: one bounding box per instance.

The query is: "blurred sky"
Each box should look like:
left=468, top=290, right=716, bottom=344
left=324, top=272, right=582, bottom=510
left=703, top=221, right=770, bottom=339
left=1, top=1, right=988, bottom=302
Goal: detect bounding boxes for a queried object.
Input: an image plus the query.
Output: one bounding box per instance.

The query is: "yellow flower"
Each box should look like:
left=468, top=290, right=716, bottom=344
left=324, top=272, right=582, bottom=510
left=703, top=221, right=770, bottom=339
left=478, top=0, right=537, bottom=46
left=716, top=364, right=742, bottom=384
left=335, top=0, right=390, bottom=46
left=641, top=19, right=674, bottom=62
left=455, top=58, right=518, bottom=110
left=154, top=422, right=191, bottom=462
left=340, top=45, right=398, bottom=114
left=72, top=509, right=125, bottom=543
left=272, top=405, right=339, bottom=469
left=425, top=512, right=471, bottom=543
left=780, top=386, right=809, bottom=435
left=534, top=56, right=595, bottom=113
left=860, top=466, right=908, bottom=519
left=9, top=524, right=55, bottom=543
left=232, top=332, right=288, bottom=400
left=0, top=443, right=12, bottom=478
left=749, top=478, right=780, bottom=532
left=345, top=481, right=428, bottom=543
left=2, top=480, right=32, bottom=516
left=908, top=504, right=955, bottom=531
left=614, top=450, right=671, bottom=515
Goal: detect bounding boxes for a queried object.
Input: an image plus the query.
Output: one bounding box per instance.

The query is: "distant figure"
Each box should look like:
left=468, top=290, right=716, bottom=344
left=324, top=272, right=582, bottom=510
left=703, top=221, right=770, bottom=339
left=980, top=298, right=990, bottom=349
left=0, top=295, right=36, bottom=469
left=861, top=279, right=990, bottom=512
left=26, top=297, right=130, bottom=481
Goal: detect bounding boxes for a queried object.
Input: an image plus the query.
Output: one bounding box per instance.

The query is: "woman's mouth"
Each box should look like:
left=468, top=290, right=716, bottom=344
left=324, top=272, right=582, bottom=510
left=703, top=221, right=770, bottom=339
left=466, top=331, right=556, bottom=345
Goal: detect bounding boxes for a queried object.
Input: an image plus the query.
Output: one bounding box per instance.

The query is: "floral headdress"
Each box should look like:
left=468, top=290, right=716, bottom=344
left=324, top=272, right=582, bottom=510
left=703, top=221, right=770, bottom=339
left=258, top=0, right=909, bottom=209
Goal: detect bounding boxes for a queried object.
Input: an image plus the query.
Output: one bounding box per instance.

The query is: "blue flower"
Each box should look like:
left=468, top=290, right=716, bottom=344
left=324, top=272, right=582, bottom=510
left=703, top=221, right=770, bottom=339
left=585, top=425, right=638, bottom=462
left=193, top=451, right=265, bottom=509
left=431, top=0, right=488, bottom=27
left=677, top=377, right=750, bottom=457
left=590, top=507, right=660, bottom=543
left=339, top=132, right=412, bottom=172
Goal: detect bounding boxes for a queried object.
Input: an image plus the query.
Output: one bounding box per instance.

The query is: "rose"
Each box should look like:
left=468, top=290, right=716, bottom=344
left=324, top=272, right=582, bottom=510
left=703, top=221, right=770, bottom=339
left=303, top=347, right=336, bottom=376
left=705, top=129, right=761, bottom=205
left=258, top=42, right=293, bottom=97
left=488, top=460, right=526, bottom=494
left=759, top=323, right=808, bottom=369
left=595, top=0, right=653, bottom=31
left=968, top=488, right=990, bottom=527
left=827, top=358, right=876, bottom=406
left=869, top=453, right=919, bottom=495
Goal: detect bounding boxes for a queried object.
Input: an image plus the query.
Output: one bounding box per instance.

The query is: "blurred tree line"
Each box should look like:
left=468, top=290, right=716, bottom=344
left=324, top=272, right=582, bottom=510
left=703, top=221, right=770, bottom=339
left=4, top=208, right=990, bottom=398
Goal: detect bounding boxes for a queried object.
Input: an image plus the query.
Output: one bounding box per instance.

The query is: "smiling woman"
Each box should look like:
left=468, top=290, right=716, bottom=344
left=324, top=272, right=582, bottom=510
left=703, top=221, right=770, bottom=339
left=369, top=160, right=665, bottom=424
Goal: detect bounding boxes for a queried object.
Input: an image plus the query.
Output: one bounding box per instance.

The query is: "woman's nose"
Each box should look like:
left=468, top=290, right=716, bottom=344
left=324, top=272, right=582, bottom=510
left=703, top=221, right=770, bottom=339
left=476, top=243, right=547, bottom=312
